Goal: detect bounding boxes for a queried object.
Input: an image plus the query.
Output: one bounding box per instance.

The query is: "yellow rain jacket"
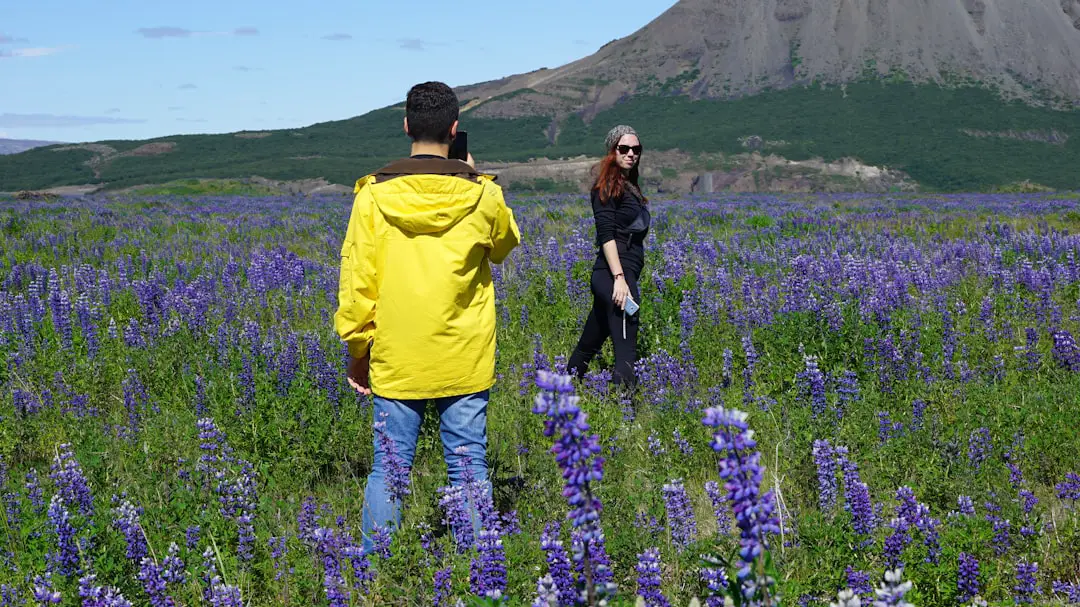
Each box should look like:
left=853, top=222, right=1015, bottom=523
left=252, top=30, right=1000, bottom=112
left=334, top=157, right=521, bottom=400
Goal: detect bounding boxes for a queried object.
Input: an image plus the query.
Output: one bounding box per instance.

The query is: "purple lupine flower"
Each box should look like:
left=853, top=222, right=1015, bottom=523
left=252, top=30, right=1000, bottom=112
left=374, top=413, right=411, bottom=508
left=634, top=511, right=663, bottom=540
left=532, top=371, right=604, bottom=540
left=1023, top=328, right=1041, bottom=370
left=1052, top=581, right=1080, bottom=603
left=13, top=389, right=40, bottom=417
left=1051, top=330, right=1080, bottom=371
left=49, top=443, right=94, bottom=518
left=268, top=536, right=290, bottom=582
left=635, top=548, right=671, bottom=607
left=307, top=526, right=349, bottom=607
left=137, top=557, right=176, bottom=607
left=1056, top=472, right=1080, bottom=501
left=910, top=400, right=927, bottom=432
left=662, top=479, right=697, bottom=550
left=968, top=428, right=992, bottom=472
left=534, top=370, right=615, bottom=603
left=835, top=370, right=859, bottom=422
left=958, top=553, right=980, bottom=603
left=32, top=573, right=62, bottom=605
left=194, top=375, right=208, bottom=417
left=883, top=518, right=912, bottom=568
left=721, top=349, right=733, bottom=389
left=469, top=529, right=507, bottom=600
left=988, top=515, right=1011, bottom=555
left=704, top=480, right=731, bottom=536
left=77, top=574, right=133, bottom=607
left=797, top=354, right=827, bottom=418
left=1, top=584, right=22, bottom=606
left=672, top=429, right=693, bottom=456
left=540, top=522, right=576, bottom=607
left=237, top=350, right=255, bottom=416
left=1019, top=490, right=1038, bottom=515
left=74, top=293, right=98, bottom=359
left=1014, top=561, right=1040, bottom=604
left=813, top=440, right=839, bottom=512
left=160, top=543, right=186, bottom=586
left=878, top=411, right=904, bottom=444
left=111, top=498, right=148, bottom=562
left=433, top=567, right=453, bottom=607
left=119, top=369, right=149, bottom=440
left=647, top=432, right=666, bottom=456
left=51, top=289, right=73, bottom=352
left=837, top=447, right=876, bottom=537
left=533, top=573, right=559, bottom=607
left=702, top=405, right=781, bottom=587
left=701, top=565, right=729, bottom=607
left=46, top=495, right=80, bottom=577
left=570, top=528, right=614, bottom=589
left=206, top=577, right=244, bottom=607
left=370, top=523, right=392, bottom=560
left=276, top=332, right=299, bottom=395
left=845, top=566, right=872, bottom=597
left=438, top=484, right=475, bottom=551
left=957, top=495, right=975, bottom=516
left=741, top=336, right=758, bottom=409
left=583, top=369, right=612, bottom=400
left=185, top=525, right=201, bottom=549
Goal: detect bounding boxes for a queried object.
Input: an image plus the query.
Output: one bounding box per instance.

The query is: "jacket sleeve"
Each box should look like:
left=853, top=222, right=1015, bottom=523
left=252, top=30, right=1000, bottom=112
left=334, top=187, right=378, bottom=358
left=592, top=189, right=617, bottom=245
left=487, top=185, right=521, bottom=264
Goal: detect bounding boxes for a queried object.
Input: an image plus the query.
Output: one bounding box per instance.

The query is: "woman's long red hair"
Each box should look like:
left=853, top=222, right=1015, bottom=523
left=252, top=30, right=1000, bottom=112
left=592, top=151, right=646, bottom=204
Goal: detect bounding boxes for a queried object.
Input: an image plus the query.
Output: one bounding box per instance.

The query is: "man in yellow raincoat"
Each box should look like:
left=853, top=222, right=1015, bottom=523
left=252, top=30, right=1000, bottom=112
left=334, top=81, right=520, bottom=548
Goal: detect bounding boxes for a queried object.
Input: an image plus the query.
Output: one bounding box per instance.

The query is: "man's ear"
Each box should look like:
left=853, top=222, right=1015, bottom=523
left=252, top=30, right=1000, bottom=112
left=449, top=120, right=459, bottom=139
left=403, top=117, right=410, bottom=137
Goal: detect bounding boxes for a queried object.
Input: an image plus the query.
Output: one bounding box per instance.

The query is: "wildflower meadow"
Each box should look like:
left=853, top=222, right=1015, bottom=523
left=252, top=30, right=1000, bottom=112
left=1, top=192, right=1079, bottom=606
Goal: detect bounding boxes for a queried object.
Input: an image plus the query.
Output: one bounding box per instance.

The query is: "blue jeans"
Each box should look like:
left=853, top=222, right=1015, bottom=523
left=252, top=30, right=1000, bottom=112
left=360, top=390, right=490, bottom=551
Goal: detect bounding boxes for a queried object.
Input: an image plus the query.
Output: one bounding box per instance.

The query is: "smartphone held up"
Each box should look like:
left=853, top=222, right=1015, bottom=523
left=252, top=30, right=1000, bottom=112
left=449, top=130, right=468, bottom=161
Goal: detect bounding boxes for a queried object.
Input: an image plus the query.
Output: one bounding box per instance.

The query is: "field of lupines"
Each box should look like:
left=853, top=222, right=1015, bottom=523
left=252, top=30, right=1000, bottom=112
left=1, top=191, right=1080, bottom=607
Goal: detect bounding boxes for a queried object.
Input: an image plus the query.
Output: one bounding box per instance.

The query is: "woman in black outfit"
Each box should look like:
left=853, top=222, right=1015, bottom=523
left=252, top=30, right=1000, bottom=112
left=567, top=125, right=650, bottom=388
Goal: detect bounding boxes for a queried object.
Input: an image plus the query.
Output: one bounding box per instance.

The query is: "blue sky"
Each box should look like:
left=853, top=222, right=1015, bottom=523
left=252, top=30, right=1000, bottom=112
left=0, top=0, right=673, bottom=143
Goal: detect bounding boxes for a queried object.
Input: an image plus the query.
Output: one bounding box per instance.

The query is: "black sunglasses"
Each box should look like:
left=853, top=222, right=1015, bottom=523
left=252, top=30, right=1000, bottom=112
left=616, top=144, right=643, bottom=155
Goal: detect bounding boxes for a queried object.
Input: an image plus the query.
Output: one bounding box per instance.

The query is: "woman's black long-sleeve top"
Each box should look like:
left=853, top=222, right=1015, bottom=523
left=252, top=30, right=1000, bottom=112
left=590, top=185, right=650, bottom=275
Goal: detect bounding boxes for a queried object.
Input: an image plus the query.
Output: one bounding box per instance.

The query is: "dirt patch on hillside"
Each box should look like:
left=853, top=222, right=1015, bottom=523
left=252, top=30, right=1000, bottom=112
left=127, top=142, right=176, bottom=156
left=49, top=142, right=177, bottom=178
left=960, top=128, right=1068, bottom=145
left=236, top=132, right=273, bottom=139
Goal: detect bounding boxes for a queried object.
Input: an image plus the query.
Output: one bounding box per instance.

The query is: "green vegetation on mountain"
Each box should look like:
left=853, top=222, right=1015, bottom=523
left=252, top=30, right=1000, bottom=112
left=3, top=81, right=1080, bottom=192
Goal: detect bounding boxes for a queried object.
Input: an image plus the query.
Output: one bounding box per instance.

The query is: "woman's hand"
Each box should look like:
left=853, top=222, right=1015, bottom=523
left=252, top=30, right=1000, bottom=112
left=612, top=274, right=630, bottom=309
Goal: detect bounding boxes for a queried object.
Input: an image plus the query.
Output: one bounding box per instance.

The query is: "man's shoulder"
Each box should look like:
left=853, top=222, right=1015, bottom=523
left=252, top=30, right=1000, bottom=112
left=372, top=157, right=494, bottom=184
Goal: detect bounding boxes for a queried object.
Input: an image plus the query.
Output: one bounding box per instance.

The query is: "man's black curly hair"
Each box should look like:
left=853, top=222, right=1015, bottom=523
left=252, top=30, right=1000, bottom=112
left=405, top=81, right=459, bottom=144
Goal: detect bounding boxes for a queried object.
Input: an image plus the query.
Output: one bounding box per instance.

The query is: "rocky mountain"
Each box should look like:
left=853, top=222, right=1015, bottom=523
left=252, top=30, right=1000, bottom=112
left=458, top=0, right=1080, bottom=121
left=0, top=138, right=61, bottom=155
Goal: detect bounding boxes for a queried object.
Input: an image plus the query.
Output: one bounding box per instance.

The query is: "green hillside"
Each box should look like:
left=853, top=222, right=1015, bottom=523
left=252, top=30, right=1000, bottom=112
left=3, top=81, right=1080, bottom=192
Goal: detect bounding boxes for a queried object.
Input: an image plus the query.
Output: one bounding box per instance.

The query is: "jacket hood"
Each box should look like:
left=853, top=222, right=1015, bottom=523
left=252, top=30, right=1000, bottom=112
left=363, top=157, right=491, bottom=234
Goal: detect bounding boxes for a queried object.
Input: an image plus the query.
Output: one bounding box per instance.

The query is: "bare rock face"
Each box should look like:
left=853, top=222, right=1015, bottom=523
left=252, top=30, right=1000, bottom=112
left=457, top=0, right=1080, bottom=118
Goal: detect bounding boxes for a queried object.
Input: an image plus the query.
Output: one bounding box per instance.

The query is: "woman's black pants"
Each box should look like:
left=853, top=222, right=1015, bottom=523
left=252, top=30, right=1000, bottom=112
left=567, top=267, right=641, bottom=388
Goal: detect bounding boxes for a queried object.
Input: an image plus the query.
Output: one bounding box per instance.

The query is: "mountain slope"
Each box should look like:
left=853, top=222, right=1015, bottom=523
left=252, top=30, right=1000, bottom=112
left=3, top=0, right=1080, bottom=193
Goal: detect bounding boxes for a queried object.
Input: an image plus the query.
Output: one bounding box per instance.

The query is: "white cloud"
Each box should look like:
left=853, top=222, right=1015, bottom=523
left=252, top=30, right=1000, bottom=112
left=0, top=46, right=69, bottom=59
